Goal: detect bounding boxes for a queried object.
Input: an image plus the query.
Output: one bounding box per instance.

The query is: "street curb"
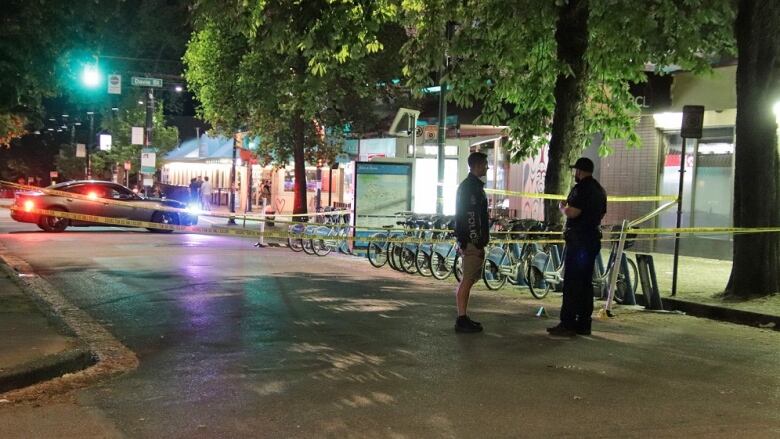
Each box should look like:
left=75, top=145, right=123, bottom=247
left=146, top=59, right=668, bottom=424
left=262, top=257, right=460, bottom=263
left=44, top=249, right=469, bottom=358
left=634, top=293, right=779, bottom=331
left=0, top=253, right=139, bottom=401
left=0, top=348, right=96, bottom=394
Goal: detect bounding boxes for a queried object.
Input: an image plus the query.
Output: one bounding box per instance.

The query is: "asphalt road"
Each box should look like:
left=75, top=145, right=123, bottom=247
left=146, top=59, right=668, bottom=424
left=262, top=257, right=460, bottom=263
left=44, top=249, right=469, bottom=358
left=0, top=209, right=778, bottom=438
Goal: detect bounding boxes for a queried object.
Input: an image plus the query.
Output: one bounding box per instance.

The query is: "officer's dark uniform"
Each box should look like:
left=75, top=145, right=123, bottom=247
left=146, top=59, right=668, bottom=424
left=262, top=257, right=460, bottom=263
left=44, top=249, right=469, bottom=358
left=561, top=174, right=607, bottom=333
left=454, top=173, right=489, bottom=250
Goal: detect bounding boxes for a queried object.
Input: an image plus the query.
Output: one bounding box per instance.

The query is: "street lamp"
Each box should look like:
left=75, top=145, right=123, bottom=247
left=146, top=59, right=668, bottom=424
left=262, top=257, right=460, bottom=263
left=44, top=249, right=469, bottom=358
left=228, top=133, right=238, bottom=225
left=86, top=111, right=95, bottom=179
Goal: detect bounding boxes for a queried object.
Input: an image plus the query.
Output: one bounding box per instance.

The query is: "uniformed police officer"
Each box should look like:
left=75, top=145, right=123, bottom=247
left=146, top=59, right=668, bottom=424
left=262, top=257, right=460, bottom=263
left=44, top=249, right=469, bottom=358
left=454, top=152, right=489, bottom=333
left=548, top=157, right=607, bottom=337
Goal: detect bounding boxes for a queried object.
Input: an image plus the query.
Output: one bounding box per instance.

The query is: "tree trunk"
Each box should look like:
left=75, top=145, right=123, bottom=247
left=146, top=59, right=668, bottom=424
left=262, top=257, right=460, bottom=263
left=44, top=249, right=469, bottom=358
left=292, top=112, right=308, bottom=220
left=726, top=0, right=780, bottom=297
left=544, top=0, right=590, bottom=224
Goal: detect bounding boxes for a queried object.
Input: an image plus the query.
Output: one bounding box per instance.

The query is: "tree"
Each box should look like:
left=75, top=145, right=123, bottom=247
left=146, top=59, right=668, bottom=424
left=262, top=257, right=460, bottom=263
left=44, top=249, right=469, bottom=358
left=0, top=0, right=112, bottom=145
left=725, top=0, right=780, bottom=297
left=184, top=0, right=404, bottom=216
left=88, top=93, right=179, bottom=181
left=402, top=0, right=734, bottom=222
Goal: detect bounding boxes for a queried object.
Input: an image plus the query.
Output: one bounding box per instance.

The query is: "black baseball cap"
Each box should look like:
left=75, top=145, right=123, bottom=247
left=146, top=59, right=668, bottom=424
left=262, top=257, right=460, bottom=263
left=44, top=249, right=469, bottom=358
left=570, top=157, right=594, bottom=173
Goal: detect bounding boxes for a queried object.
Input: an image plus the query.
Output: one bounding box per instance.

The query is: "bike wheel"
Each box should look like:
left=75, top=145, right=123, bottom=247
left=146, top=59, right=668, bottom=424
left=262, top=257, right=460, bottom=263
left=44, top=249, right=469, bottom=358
left=288, top=237, right=304, bottom=252
left=525, top=264, right=547, bottom=299
left=415, top=249, right=432, bottom=277
left=301, top=231, right=314, bottom=255
left=430, top=251, right=453, bottom=280
left=367, top=241, right=388, bottom=268
left=400, top=247, right=418, bottom=274
left=288, top=225, right=305, bottom=252
left=388, top=243, right=403, bottom=271
left=312, top=226, right=333, bottom=256
left=483, top=259, right=507, bottom=290
left=453, top=253, right=463, bottom=282
left=607, top=256, right=640, bottom=304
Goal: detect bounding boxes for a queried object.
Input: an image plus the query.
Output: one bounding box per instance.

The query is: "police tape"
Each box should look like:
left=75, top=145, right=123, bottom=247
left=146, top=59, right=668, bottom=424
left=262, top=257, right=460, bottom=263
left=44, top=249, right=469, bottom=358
left=484, top=188, right=677, bottom=202
left=8, top=205, right=780, bottom=246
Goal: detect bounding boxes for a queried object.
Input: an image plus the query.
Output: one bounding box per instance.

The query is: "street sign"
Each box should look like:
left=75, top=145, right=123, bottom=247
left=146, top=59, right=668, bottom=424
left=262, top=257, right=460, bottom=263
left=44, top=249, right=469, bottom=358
left=49, top=171, right=58, bottom=178
left=681, top=105, right=705, bottom=139
left=76, top=143, right=86, bottom=158
left=124, top=161, right=132, bottom=171
left=131, top=127, right=144, bottom=145
left=108, top=74, right=122, bottom=94
left=141, top=148, right=156, bottom=174
left=99, top=134, right=112, bottom=151
left=131, top=76, right=163, bottom=88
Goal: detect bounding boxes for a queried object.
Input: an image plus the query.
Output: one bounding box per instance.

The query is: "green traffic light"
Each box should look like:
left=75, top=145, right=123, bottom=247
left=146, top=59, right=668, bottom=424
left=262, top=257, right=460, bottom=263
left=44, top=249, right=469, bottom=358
left=81, top=65, right=101, bottom=88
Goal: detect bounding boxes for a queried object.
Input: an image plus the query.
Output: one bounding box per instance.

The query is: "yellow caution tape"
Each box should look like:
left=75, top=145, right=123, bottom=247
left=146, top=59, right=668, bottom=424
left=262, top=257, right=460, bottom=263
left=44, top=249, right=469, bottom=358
left=484, top=188, right=677, bottom=202
left=10, top=205, right=779, bottom=248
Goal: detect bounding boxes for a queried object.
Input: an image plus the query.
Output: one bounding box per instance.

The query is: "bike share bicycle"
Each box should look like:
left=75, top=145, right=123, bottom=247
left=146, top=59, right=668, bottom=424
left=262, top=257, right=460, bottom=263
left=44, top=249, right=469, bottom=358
left=482, top=218, right=547, bottom=295
left=525, top=223, right=639, bottom=302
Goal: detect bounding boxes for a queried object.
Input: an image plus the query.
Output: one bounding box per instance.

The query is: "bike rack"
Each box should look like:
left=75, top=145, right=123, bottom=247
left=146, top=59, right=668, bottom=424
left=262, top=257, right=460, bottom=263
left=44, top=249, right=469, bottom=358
left=635, top=254, right=663, bottom=310
left=618, top=254, right=637, bottom=305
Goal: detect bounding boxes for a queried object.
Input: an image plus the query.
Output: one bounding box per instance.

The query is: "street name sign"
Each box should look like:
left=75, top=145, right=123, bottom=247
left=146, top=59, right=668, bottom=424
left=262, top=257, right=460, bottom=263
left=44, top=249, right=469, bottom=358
left=141, top=148, right=156, bottom=174
left=131, top=76, right=163, bottom=88
left=131, top=127, right=144, bottom=145
left=108, top=74, right=122, bottom=94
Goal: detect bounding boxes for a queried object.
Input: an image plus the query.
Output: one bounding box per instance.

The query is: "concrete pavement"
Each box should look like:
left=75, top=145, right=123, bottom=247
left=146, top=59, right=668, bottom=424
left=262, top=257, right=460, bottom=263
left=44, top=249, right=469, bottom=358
left=0, top=262, right=92, bottom=394
left=0, top=228, right=778, bottom=437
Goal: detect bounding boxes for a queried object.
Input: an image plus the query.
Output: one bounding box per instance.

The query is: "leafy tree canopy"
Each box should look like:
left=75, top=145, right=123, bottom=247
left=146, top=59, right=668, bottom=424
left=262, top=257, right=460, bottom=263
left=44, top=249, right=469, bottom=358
left=401, top=0, right=735, bottom=160
left=184, top=0, right=407, bottom=167
left=0, top=0, right=191, bottom=146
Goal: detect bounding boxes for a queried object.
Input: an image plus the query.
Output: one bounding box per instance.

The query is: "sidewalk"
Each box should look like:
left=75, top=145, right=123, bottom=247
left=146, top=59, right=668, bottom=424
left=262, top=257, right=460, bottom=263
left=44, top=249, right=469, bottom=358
left=0, top=265, right=93, bottom=395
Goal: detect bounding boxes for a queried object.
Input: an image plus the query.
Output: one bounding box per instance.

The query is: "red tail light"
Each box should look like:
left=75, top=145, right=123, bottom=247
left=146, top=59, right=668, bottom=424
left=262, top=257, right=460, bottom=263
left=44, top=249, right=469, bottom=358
left=24, top=200, right=35, bottom=212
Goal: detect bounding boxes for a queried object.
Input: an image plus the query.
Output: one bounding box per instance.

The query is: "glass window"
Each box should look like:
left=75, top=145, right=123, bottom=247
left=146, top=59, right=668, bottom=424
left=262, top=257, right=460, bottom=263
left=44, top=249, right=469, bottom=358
left=284, top=169, right=319, bottom=192
left=658, top=127, right=734, bottom=258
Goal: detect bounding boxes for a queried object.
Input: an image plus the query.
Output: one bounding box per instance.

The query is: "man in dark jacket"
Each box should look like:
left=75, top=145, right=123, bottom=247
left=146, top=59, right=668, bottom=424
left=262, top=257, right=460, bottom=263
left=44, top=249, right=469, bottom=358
left=454, top=152, right=490, bottom=333
left=548, top=157, right=607, bottom=337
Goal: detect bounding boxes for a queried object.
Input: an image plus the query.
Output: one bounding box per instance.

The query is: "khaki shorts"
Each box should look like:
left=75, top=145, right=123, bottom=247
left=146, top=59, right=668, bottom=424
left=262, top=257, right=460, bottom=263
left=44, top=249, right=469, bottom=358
left=460, top=243, right=485, bottom=282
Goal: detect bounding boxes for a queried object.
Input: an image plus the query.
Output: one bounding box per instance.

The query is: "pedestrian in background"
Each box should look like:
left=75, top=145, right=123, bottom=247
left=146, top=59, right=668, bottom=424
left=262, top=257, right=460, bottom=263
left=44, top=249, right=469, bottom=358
left=200, top=176, right=212, bottom=212
left=453, top=151, right=490, bottom=333
left=261, top=180, right=272, bottom=204
left=189, top=178, right=199, bottom=205
left=195, top=176, right=204, bottom=207
left=548, top=157, right=607, bottom=337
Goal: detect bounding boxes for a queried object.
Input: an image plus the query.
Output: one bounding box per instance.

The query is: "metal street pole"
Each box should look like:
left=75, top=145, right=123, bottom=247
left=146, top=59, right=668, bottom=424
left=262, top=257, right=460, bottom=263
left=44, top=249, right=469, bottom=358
left=145, top=88, right=154, bottom=147
left=671, top=105, right=704, bottom=297
left=144, top=88, right=155, bottom=196
left=436, top=22, right=455, bottom=215
left=328, top=167, right=333, bottom=207
left=315, top=165, right=322, bottom=212
left=228, top=134, right=237, bottom=225
left=435, top=63, right=447, bottom=215
left=671, top=136, right=687, bottom=297
left=86, top=112, right=95, bottom=179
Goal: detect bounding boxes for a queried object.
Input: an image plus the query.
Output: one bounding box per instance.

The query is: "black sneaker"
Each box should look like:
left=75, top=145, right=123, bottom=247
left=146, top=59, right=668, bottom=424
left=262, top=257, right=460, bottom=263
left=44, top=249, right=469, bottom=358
left=455, top=316, right=483, bottom=333
left=547, top=323, right=576, bottom=337
left=465, top=316, right=482, bottom=328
